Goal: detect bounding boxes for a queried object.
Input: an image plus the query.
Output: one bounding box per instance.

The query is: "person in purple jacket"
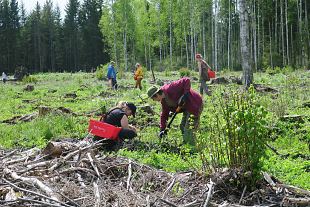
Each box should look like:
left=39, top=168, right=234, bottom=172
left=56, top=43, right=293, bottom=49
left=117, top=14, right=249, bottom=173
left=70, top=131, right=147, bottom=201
left=147, top=77, right=203, bottom=140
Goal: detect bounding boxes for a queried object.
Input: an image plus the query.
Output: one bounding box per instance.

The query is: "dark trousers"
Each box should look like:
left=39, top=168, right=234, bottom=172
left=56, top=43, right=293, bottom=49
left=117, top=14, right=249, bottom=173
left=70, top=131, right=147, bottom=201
left=94, top=128, right=136, bottom=151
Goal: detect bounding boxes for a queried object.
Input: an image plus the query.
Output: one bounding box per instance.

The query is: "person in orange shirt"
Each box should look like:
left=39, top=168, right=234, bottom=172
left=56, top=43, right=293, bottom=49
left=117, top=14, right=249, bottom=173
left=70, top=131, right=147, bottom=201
left=134, top=63, right=143, bottom=90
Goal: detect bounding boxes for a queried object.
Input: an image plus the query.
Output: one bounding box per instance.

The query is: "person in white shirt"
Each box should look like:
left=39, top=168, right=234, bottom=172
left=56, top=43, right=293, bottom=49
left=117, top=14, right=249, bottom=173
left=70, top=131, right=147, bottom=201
left=2, top=72, right=8, bottom=83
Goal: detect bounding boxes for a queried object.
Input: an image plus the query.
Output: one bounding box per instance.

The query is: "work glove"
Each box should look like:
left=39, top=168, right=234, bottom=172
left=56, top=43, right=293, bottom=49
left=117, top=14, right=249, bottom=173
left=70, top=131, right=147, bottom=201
left=158, top=129, right=167, bottom=138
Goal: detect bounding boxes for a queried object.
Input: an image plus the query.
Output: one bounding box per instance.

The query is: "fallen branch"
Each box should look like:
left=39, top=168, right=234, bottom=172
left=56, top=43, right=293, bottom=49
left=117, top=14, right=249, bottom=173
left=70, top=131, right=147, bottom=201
left=278, top=184, right=310, bottom=197
left=203, top=179, right=215, bottom=207
left=180, top=200, right=198, bottom=207
left=238, top=185, right=247, bottom=204
left=282, top=197, right=310, bottom=206
left=4, top=168, right=60, bottom=202
left=158, top=198, right=178, bottom=207
left=87, top=152, right=101, bottom=178
left=162, top=176, right=176, bottom=199
left=49, top=142, right=101, bottom=172
left=3, top=178, right=73, bottom=207
left=126, top=159, right=133, bottom=193
left=93, top=181, right=100, bottom=207
left=18, top=197, right=65, bottom=207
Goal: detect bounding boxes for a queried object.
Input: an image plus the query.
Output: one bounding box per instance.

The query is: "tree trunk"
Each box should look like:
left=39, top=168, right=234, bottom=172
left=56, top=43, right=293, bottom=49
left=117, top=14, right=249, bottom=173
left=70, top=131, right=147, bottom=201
left=227, top=0, right=231, bottom=70
left=269, top=21, right=273, bottom=68
left=275, top=0, right=278, bottom=54
left=214, top=0, right=218, bottom=71
left=169, top=0, right=172, bottom=68
left=285, top=0, right=289, bottom=65
left=203, top=12, right=206, bottom=60
left=280, top=0, right=285, bottom=66
left=238, top=0, right=253, bottom=88
left=111, top=0, right=118, bottom=66
left=252, top=1, right=257, bottom=72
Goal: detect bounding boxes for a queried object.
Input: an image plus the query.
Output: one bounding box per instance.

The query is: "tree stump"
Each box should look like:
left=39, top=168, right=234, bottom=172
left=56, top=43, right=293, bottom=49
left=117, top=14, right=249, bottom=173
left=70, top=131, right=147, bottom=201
left=38, top=106, right=52, bottom=116
left=64, top=93, right=77, bottom=99
left=210, top=77, right=230, bottom=84
left=23, top=85, right=34, bottom=92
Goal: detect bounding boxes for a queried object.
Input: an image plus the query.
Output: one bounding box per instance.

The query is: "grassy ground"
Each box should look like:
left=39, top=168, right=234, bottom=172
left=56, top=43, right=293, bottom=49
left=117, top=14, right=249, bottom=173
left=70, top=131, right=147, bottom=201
left=0, top=69, right=309, bottom=189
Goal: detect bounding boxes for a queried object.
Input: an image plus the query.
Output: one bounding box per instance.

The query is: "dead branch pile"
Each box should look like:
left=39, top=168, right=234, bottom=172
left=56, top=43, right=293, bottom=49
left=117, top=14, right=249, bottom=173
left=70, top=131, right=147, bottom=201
left=0, top=140, right=309, bottom=207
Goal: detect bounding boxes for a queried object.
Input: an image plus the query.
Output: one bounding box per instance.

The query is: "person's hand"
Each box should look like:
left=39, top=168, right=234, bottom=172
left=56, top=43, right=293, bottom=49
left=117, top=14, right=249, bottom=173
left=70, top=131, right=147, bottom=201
left=158, top=129, right=167, bottom=138
left=175, top=106, right=183, bottom=113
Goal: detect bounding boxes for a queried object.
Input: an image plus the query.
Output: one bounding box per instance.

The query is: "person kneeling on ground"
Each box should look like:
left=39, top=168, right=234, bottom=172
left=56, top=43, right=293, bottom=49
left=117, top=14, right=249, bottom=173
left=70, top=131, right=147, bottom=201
left=94, top=101, right=137, bottom=150
left=147, top=77, right=203, bottom=144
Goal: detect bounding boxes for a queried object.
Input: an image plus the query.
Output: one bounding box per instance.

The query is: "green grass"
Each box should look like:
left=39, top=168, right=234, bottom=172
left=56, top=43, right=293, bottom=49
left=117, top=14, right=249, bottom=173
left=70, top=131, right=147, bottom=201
left=0, top=69, right=309, bottom=189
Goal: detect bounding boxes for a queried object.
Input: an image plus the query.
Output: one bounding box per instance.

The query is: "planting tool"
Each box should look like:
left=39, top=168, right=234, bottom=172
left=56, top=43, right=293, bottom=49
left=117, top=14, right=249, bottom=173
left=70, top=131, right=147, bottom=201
left=167, top=111, right=178, bottom=129
left=159, top=109, right=180, bottom=138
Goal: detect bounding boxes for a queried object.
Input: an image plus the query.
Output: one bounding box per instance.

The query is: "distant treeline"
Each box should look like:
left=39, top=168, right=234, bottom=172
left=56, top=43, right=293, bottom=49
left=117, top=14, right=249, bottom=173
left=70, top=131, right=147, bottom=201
left=0, top=0, right=309, bottom=74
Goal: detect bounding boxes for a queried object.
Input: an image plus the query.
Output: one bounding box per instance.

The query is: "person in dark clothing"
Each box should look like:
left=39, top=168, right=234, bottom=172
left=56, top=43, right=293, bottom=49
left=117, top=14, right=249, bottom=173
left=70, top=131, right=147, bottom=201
left=195, top=54, right=211, bottom=96
left=94, top=101, right=137, bottom=150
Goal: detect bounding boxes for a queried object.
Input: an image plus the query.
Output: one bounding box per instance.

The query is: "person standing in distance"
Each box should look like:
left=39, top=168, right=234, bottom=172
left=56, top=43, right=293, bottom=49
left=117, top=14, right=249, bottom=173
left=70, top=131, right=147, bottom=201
left=195, top=54, right=211, bottom=96
left=134, top=63, right=143, bottom=90
left=107, top=61, right=117, bottom=90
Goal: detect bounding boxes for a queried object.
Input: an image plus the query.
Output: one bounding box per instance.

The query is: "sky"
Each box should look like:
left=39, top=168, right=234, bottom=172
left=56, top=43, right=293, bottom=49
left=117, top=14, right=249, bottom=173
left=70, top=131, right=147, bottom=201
left=18, top=0, right=69, bottom=18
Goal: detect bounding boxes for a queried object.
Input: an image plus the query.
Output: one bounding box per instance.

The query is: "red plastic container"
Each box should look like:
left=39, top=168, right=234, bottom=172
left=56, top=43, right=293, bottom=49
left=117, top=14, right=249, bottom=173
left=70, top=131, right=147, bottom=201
left=88, top=119, right=121, bottom=141
left=208, top=69, right=216, bottom=79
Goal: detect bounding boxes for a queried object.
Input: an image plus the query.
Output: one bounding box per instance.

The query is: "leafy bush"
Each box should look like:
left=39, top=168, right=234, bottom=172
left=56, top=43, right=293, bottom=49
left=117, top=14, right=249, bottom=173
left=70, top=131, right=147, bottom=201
left=22, top=75, right=38, bottom=84
left=265, top=66, right=281, bottom=75
left=198, top=86, right=269, bottom=185
left=95, top=64, right=108, bottom=80
left=179, top=67, right=191, bottom=77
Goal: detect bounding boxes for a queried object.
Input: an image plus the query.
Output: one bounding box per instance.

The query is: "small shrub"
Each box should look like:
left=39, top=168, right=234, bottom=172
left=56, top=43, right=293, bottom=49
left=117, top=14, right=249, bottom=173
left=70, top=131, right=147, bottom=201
left=179, top=67, right=191, bottom=77
left=22, top=75, right=38, bottom=84
left=265, top=66, right=281, bottom=75
left=198, top=86, right=269, bottom=186
left=282, top=65, right=294, bottom=74
left=95, top=64, right=108, bottom=80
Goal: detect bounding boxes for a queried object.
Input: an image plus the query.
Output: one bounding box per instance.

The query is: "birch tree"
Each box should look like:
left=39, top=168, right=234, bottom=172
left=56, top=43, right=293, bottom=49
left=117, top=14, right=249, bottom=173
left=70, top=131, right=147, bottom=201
left=238, top=0, right=253, bottom=88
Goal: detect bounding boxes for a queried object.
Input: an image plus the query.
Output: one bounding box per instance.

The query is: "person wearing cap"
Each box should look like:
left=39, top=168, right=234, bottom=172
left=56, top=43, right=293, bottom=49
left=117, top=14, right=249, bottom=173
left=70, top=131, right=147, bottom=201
left=107, top=61, right=117, bottom=90
left=134, top=63, right=143, bottom=90
left=147, top=77, right=203, bottom=142
left=95, top=101, right=137, bottom=150
left=195, top=54, right=211, bottom=96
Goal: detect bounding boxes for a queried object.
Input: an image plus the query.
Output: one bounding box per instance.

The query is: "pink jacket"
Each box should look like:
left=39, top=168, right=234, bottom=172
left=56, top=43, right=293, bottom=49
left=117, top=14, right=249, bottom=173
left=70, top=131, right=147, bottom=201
left=160, top=77, right=203, bottom=130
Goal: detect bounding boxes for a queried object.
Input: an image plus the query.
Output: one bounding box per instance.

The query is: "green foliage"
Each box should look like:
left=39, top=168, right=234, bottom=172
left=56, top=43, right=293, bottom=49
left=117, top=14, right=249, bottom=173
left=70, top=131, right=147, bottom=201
left=198, top=86, right=269, bottom=185
left=95, top=64, right=108, bottom=80
left=265, top=66, right=281, bottom=75
left=22, top=75, right=38, bottom=84
left=0, top=71, right=309, bottom=190
left=179, top=67, right=191, bottom=77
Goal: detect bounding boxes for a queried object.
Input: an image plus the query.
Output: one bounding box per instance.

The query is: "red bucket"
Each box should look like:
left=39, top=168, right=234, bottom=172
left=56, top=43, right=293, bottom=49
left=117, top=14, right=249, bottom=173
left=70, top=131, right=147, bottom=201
left=88, top=120, right=121, bottom=141
left=208, top=69, right=216, bottom=79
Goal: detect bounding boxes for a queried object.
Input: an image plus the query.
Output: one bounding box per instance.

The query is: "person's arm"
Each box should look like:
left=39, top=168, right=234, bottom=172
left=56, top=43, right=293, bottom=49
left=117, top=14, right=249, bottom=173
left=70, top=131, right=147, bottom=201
left=120, top=115, right=130, bottom=129
left=160, top=103, right=169, bottom=130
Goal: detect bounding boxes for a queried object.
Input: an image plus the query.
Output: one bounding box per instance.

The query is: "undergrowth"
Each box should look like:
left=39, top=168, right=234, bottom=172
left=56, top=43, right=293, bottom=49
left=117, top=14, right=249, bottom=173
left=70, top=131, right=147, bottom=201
left=0, top=70, right=309, bottom=189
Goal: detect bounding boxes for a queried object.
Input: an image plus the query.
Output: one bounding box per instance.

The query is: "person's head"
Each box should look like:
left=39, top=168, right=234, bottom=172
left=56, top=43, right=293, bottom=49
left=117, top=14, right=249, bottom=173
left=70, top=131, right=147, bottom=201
left=118, top=102, right=136, bottom=117
left=147, top=85, right=163, bottom=102
left=110, top=61, right=115, bottom=66
left=135, top=63, right=140, bottom=68
left=195, top=54, right=202, bottom=61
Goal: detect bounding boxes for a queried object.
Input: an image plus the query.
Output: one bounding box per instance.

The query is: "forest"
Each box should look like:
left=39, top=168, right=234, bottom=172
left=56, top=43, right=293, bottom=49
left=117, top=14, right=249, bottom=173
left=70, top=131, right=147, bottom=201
left=0, top=0, right=309, bottom=74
